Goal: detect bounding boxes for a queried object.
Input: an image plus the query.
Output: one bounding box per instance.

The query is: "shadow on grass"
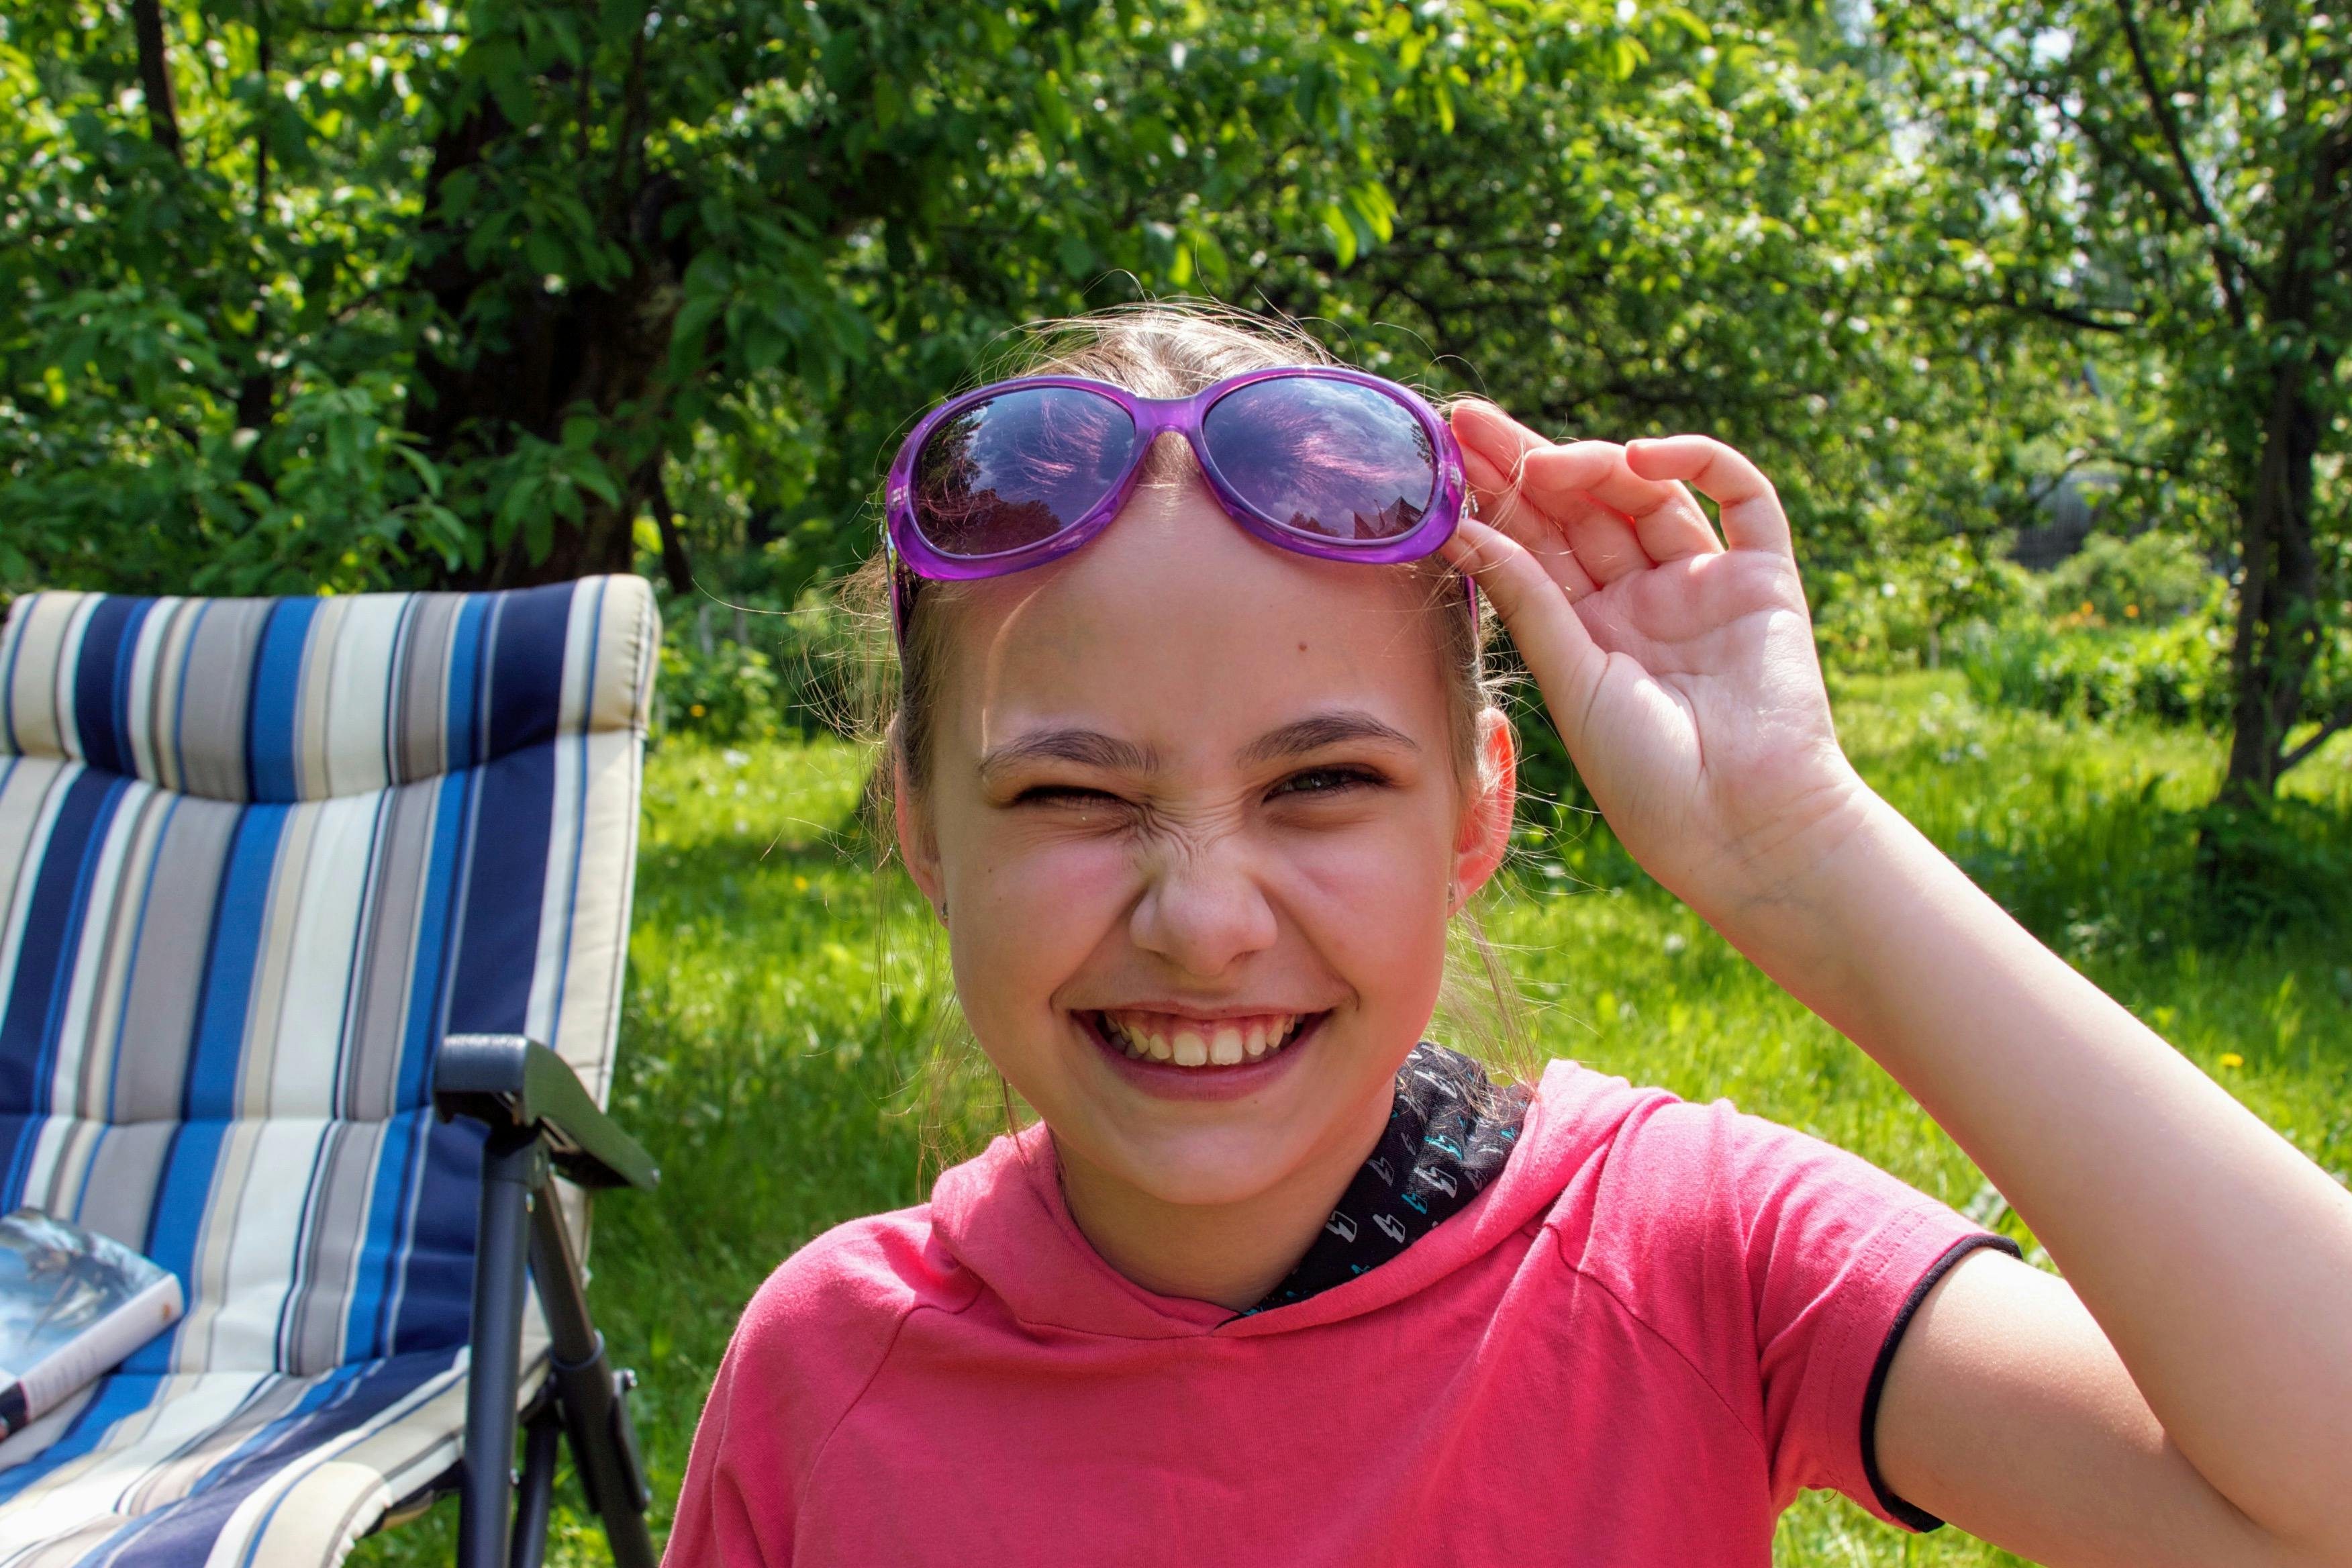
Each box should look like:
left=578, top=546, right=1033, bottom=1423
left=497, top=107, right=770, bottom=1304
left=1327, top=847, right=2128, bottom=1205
left=1947, top=787, right=2352, bottom=962
left=1513, top=720, right=2352, bottom=967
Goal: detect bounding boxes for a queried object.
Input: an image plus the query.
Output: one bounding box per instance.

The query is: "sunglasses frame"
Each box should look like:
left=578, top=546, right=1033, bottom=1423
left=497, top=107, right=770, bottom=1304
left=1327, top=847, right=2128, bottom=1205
left=883, top=366, right=1467, bottom=605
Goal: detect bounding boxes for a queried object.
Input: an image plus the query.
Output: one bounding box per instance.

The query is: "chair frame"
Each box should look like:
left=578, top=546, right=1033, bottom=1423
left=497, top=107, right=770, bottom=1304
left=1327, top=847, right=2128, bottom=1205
left=435, top=1034, right=660, bottom=1568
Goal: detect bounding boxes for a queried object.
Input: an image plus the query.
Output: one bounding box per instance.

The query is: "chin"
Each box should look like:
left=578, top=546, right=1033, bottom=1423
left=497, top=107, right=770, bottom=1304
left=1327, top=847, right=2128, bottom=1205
left=1092, top=1122, right=1326, bottom=1209
left=1120, top=1156, right=1303, bottom=1210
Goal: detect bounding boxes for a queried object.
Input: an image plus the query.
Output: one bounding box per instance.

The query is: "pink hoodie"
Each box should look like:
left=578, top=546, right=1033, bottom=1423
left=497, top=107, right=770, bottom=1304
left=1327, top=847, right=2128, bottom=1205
left=667, top=1061, right=1998, bottom=1565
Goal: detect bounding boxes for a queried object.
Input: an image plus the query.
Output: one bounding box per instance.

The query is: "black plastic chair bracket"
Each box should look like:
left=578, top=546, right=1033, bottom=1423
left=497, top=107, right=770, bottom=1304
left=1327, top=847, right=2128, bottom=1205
left=436, top=1033, right=660, bottom=1192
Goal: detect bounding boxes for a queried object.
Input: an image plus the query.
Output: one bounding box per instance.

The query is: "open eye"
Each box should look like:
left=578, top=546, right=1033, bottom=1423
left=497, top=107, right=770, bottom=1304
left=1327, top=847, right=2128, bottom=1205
left=1266, top=765, right=1385, bottom=801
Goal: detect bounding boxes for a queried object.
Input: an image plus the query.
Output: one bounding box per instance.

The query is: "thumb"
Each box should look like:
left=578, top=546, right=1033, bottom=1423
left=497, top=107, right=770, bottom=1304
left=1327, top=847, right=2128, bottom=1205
left=1442, top=520, right=1609, bottom=750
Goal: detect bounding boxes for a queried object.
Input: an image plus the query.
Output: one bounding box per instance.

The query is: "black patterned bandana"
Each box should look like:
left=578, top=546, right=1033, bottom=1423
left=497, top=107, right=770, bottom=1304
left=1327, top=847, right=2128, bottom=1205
left=1242, top=1041, right=1530, bottom=1316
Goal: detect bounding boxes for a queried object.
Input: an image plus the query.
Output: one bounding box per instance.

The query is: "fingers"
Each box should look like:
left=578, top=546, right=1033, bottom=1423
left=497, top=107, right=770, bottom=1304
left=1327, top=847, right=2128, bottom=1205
left=1452, top=402, right=1600, bottom=599
left=1459, top=440, right=1600, bottom=600
left=1452, top=403, right=1724, bottom=592
left=1440, top=520, right=1606, bottom=737
left=1624, top=436, right=1792, bottom=556
left=1520, top=443, right=1724, bottom=568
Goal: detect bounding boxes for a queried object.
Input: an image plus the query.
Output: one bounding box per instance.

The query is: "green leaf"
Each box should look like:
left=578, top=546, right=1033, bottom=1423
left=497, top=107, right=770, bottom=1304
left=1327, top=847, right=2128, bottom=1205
left=1321, top=203, right=1358, bottom=268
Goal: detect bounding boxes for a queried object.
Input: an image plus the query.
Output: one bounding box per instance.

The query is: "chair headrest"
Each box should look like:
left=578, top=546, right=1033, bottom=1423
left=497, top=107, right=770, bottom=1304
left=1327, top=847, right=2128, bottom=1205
left=0, top=577, right=657, bottom=802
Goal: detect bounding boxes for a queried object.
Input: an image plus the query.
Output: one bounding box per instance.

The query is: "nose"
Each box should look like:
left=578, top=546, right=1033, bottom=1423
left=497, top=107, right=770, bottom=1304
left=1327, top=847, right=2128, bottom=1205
left=1128, top=840, right=1279, bottom=979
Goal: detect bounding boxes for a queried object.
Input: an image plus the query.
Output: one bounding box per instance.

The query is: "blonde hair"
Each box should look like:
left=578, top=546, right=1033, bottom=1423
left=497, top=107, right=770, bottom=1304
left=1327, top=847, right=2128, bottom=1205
left=839, top=303, right=1537, bottom=1165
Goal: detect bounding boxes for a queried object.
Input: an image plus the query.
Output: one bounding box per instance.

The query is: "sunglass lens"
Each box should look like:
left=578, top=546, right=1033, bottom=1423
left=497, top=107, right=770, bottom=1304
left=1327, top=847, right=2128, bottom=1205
left=912, top=387, right=1138, bottom=558
left=1200, top=379, right=1436, bottom=544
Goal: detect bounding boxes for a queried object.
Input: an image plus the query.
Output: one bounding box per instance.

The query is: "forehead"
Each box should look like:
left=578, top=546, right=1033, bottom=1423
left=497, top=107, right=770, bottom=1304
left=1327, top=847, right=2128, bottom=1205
left=930, top=468, right=1451, bottom=765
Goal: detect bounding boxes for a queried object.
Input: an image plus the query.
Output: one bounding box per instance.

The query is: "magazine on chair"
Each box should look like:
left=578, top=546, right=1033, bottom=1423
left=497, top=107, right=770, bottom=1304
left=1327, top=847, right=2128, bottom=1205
left=0, top=1208, right=183, bottom=1437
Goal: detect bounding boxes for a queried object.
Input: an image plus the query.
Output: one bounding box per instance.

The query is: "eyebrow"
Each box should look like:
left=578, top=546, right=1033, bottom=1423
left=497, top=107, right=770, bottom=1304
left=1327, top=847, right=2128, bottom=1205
left=977, top=728, right=1158, bottom=785
left=1235, top=710, right=1420, bottom=767
left=976, top=709, right=1418, bottom=783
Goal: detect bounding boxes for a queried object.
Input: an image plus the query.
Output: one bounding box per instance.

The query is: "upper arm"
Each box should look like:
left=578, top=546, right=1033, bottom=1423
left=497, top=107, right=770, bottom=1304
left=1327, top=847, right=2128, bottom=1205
left=1873, top=1247, right=2300, bottom=1568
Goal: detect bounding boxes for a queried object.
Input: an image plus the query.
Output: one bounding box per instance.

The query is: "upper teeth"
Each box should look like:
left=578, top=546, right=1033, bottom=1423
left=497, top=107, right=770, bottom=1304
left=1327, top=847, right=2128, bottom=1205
left=1102, top=1012, right=1302, bottom=1067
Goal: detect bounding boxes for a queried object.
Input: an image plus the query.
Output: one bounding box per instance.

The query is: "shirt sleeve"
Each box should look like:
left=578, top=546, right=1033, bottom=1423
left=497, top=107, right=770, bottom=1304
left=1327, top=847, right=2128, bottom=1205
left=666, top=1319, right=794, bottom=1568
left=1855, top=1231, right=2022, bottom=1529
left=1563, top=1090, right=2012, bottom=1530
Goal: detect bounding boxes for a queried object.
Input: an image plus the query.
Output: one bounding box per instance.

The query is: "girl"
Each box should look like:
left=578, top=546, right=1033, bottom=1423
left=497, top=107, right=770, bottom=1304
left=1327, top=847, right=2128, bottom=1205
left=665, top=309, right=2352, bottom=1566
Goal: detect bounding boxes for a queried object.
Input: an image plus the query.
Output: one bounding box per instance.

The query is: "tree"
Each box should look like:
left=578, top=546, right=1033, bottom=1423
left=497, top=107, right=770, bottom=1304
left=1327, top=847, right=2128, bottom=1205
left=0, top=0, right=1464, bottom=598
left=1232, top=7, right=2044, bottom=558
left=1, top=0, right=2085, bottom=654
left=1885, top=0, right=2352, bottom=804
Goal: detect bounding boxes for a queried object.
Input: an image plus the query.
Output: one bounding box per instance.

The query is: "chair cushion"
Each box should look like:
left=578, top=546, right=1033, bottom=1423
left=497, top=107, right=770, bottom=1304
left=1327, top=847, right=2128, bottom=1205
left=0, top=1349, right=512, bottom=1566
left=0, top=577, right=652, bottom=1563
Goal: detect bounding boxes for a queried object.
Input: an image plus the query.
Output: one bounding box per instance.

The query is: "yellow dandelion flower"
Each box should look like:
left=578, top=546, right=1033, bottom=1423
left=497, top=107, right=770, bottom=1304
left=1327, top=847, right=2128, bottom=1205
left=2218, top=1052, right=2244, bottom=1069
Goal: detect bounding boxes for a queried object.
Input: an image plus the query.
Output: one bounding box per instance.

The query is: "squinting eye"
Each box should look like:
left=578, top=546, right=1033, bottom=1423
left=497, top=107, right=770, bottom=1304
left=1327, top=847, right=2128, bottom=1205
left=1014, top=784, right=1125, bottom=808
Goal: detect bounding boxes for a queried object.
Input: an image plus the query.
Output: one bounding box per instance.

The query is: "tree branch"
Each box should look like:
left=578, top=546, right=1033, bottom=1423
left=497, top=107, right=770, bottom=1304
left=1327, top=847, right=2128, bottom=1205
left=1908, top=0, right=2252, bottom=328
left=2113, top=0, right=2251, bottom=325
left=2278, top=701, right=2352, bottom=775
left=294, top=21, right=464, bottom=36
left=1908, top=287, right=2143, bottom=334
left=236, top=0, right=276, bottom=489
left=650, top=469, right=693, bottom=595
left=130, top=0, right=183, bottom=162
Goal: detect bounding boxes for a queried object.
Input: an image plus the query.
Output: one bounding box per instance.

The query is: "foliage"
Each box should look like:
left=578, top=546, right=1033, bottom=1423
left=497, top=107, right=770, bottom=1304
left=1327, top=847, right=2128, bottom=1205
left=1953, top=539, right=2351, bottom=741
left=3, top=0, right=2085, bottom=613
left=1881, top=0, right=2352, bottom=798
left=1, top=0, right=1510, bottom=595
left=656, top=630, right=788, bottom=746
left=348, top=675, right=2352, bottom=1568
left=657, top=602, right=893, bottom=757
left=1957, top=614, right=2233, bottom=730
left=1809, top=539, right=2033, bottom=675
left=12, top=0, right=2349, bottom=861
left=1226, top=7, right=2078, bottom=573
left=2043, top=530, right=2216, bottom=627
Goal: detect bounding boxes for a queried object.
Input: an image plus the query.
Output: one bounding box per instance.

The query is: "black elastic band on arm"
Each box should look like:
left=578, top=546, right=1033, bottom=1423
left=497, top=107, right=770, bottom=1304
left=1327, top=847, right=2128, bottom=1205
left=1859, top=1232, right=2024, bottom=1532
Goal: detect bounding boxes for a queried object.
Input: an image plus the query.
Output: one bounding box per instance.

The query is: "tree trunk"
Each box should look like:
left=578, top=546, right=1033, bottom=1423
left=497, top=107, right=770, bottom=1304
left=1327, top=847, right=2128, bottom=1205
left=2216, top=361, right=2324, bottom=806
left=408, top=110, right=685, bottom=590
left=130, top=0, right=181, bottom=160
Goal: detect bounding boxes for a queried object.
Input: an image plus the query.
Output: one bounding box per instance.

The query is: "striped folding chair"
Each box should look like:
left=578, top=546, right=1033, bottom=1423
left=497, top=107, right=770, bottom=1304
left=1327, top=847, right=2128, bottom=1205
left=0, top=577, right=662, bottom=1568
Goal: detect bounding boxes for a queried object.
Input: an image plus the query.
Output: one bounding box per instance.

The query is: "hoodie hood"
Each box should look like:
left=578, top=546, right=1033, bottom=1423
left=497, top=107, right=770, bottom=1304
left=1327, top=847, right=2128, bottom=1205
left=928, top=1059, right=1640, bottom=1339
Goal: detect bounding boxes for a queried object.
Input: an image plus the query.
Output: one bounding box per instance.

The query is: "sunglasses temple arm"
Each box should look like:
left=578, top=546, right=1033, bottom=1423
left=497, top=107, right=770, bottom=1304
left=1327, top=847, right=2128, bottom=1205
left=883, top=528, right=910, bottom=648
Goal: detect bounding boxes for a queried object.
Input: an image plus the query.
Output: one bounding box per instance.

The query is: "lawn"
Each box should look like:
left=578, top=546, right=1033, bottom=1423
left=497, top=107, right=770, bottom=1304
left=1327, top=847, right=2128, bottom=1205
left=354, top=671, right=2352, bottom=1567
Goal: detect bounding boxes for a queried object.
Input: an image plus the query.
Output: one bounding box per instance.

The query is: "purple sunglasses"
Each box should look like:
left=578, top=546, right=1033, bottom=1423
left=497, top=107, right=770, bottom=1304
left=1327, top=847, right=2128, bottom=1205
left=883, top=366, right=1470, bottom=638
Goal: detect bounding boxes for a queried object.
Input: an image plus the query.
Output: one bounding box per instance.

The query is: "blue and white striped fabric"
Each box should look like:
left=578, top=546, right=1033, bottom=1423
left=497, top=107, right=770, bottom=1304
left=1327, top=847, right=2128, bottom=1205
left=0, top=577, right=656, bottom=1565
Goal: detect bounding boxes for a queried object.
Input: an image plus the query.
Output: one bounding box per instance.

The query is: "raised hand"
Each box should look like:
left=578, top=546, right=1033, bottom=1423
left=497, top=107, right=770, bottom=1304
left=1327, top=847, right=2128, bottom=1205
left=1440, top=401, right=1869, bottom=924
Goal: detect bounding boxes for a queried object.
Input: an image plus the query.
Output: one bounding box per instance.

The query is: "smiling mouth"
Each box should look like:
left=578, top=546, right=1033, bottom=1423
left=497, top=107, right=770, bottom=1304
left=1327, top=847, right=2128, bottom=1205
left=1089, top=1010, right=1321, bottom=1069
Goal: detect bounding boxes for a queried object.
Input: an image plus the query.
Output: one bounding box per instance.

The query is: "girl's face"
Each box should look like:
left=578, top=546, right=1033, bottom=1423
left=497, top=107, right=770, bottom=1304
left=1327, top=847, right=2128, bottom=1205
left=899, top=460, right=1514, bottom=1210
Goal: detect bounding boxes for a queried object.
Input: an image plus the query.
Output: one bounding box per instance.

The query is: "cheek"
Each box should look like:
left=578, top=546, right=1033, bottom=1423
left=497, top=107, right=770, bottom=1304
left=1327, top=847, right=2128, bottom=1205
left=940, top=826, right=1136, bottom=1020
left=1279, top=815, right=1454, bottom=989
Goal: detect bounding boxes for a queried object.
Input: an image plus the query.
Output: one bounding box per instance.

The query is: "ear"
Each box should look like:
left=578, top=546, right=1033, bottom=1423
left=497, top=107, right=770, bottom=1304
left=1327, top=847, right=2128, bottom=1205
left=893, top=750, right=946, bottom=918
left=1449, top=707, right=1517, bottom=913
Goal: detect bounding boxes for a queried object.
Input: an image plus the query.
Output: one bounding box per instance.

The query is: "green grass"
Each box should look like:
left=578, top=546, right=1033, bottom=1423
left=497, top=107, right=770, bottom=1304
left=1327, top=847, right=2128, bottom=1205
left=352, top=673, right=2352, bottom=1567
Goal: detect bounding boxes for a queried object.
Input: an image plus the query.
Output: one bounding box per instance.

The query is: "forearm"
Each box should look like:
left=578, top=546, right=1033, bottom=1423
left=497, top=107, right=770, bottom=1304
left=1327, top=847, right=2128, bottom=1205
left=1718, top=787, right=2352, bottom=1557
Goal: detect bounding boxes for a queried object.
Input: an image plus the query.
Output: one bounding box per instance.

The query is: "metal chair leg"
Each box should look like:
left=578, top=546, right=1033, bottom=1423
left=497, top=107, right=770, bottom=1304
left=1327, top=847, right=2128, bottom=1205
left=459, top=1130, right=547, bottom=1568
left=509, top=1405, right=563, bottom=1568
left=529, top=1180, right=658, bottom=1568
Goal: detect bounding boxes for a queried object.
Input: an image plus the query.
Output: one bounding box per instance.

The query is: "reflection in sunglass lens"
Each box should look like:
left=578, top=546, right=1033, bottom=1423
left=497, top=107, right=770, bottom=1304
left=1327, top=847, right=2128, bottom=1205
left=912, top=387, right=1138, bottom=558
left=1199, top=379, right=1436, bottom=543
